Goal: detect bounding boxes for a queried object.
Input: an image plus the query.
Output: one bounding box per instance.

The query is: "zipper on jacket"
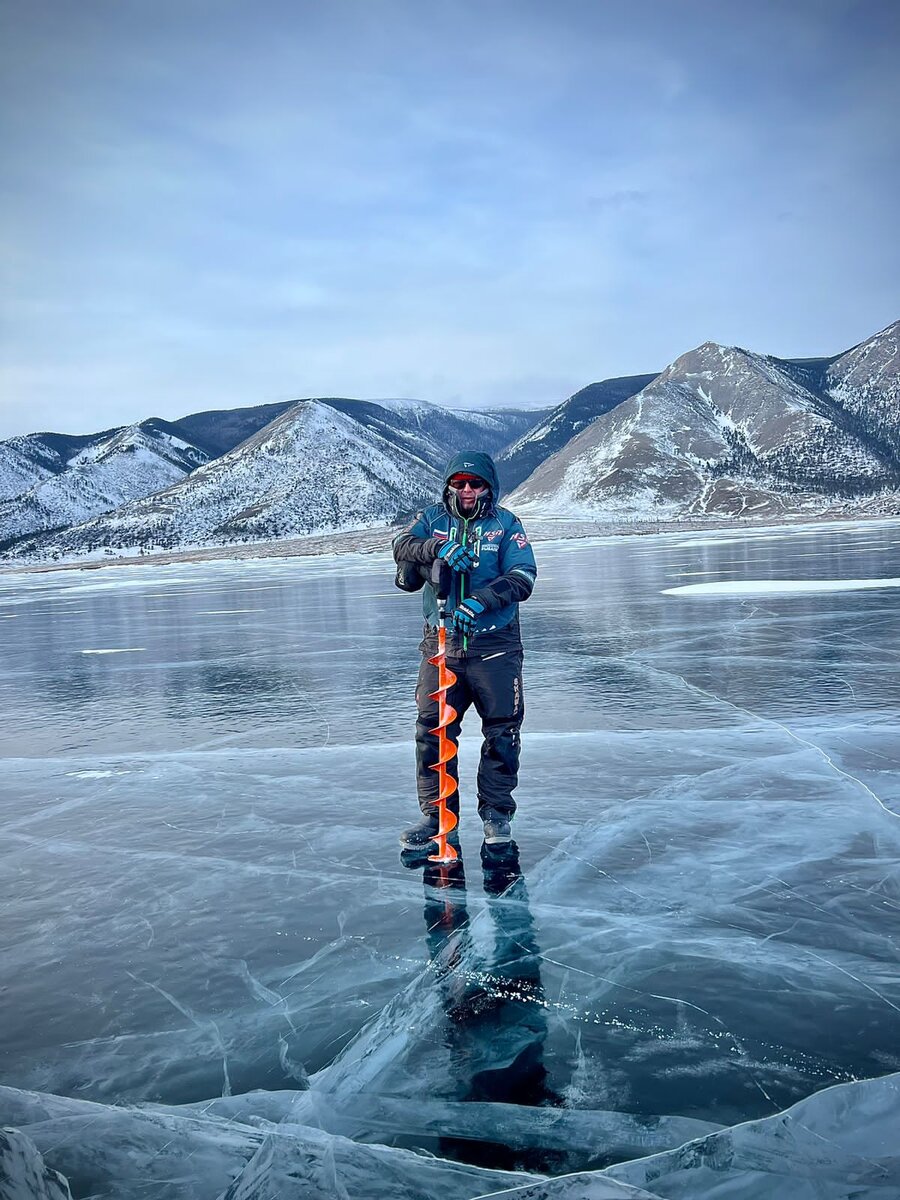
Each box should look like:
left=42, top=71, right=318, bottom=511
left=460, top=516, right=469, bottom=653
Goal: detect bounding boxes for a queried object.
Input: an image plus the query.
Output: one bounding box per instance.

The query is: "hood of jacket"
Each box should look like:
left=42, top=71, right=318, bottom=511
left=442, top=451, right=501, bottom=501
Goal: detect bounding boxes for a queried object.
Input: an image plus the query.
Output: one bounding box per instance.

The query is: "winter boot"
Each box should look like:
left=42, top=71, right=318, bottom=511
left=399, top=812, right=439, bottom=850
left=399, top=811, right=459, bottom=852
left=482, top=810, right=512, bottom=845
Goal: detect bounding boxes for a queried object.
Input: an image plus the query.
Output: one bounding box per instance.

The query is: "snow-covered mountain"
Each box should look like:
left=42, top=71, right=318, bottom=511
left=8, top=400, right=448, bottom=558
left=171, top=396, right=542, bottom=463
left=0, top=428, right=121, bottom=502
left=0, top=420, right=211, bottom=549
left=6, top=323, right=898, bottom=560
left=170, top=395, right=541, bottom=468
left=825, top=319, right=900, bottom=458
left=498, top=373, right=659, bottom=492
left=508, top=328, right=900, bottom=520
left=307, top=397, right=540, bottom=472
left=0, top=396, right=543, bottom=558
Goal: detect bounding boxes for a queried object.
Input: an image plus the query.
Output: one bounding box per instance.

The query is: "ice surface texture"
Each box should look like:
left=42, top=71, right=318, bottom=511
left=1, top=1071, right=897, bottom=1198
left=1, top=519, right=899, bottom=1197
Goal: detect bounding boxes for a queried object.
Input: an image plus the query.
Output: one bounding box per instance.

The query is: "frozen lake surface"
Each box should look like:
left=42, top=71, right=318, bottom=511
left=1, top=520, right=899, bottom=1198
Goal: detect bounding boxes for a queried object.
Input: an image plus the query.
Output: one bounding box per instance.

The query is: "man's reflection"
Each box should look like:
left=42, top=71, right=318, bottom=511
left=403, top=841, right=564, bottom=1171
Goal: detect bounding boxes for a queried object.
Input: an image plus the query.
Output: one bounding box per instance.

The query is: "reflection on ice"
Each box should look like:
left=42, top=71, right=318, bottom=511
left=300, top=840, right=720, bottom=1173
left=2, top=520, right=900, bottom=1196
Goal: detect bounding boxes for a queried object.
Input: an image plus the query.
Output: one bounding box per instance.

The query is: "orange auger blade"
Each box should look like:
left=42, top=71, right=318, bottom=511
left=427, top=624, right=459, bottom=862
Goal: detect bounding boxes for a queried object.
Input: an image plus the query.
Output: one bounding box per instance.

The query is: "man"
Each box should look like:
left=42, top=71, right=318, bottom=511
left=392, top=451, right=537, bottom=851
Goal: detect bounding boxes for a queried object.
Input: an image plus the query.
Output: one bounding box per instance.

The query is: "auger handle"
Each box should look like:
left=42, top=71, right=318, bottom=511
left=466, top=526, right=481, bottom=570
left=431, top=556, right=452, bottom=602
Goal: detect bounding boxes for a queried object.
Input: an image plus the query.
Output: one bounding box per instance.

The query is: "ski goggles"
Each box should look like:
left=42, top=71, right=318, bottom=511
left=448, top=474, right=488, bottom=491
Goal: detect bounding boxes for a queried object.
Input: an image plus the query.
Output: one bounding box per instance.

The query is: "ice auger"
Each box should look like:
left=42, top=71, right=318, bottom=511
left=427, top=560, right=460, bottom=863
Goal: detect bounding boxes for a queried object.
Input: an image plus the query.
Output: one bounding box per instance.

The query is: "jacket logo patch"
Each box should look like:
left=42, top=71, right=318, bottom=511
left=512, top=531, right=529, bottom=548
left=483, top=529, right=502, bottom=541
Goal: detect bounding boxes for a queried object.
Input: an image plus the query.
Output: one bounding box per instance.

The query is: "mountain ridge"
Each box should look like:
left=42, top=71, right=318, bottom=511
left=507, top=321, right=900, bottom=521
left=3, top=320, right=898, bottom=562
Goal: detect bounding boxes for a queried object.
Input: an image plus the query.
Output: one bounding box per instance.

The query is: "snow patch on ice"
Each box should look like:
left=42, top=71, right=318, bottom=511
left=198, top=609, right=260, bottom=614
left=65, top=770, right=131, bottom=779
left=663, top=577, right=900, bottom=596
left=78, top=647, right=147, bottom=655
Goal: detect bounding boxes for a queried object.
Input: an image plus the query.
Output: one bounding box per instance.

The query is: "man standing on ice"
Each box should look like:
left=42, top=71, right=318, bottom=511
left=392, top=452, right=537, bottom=852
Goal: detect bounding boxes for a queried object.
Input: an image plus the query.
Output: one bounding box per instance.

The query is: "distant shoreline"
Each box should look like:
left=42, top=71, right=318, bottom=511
left=4, top=512, right=899, bottom=576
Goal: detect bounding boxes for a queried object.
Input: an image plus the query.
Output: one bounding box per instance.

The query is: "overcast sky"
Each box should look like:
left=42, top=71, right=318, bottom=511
left=1, top=0, right=898, bottom=439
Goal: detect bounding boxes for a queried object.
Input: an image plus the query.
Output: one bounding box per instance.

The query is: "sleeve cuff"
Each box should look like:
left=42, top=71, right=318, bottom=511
left=468, top=588, right=494, bottom=611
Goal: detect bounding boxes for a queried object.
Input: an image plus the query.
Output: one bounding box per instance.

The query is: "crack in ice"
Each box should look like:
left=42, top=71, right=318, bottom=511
left=633, top=656, right=900, bottom=824
left=124, top=971, right=232, bottom=1095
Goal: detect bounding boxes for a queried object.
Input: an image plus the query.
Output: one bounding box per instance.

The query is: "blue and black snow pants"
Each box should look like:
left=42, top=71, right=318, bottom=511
left=415, top=649, right=524, bottom=819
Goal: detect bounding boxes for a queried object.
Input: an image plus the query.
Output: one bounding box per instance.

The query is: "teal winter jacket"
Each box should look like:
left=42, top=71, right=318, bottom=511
left=392, top=451, right=537, bottom=657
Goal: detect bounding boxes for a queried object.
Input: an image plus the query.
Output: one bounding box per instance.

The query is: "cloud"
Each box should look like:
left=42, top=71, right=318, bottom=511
left=1, top=0, right=897, bottom=437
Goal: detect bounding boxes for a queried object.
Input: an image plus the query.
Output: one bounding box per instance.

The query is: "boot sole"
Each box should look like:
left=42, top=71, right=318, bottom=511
left=399, top=834, right=460, bottom=850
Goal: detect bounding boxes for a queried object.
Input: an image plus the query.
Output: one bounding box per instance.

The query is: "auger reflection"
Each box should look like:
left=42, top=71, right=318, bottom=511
left=405, top=841, right=564, bottom=1171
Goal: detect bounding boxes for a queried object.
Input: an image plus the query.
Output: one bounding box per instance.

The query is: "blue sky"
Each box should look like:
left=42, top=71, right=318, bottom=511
left=1, top=0, right=898, bottom=438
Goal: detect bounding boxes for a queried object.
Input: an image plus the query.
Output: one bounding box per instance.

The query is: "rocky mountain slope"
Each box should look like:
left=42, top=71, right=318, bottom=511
left=825, top=320, right=900, bottom=458
left=0, top=420, right=211, bottom=549
left=508, top=322, right=900, bottom=521
left=171, top=400, right=297, bottom=457
left=498, top=373, right=659, bottom=491
left=311, top=397, right=538, bottom=472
